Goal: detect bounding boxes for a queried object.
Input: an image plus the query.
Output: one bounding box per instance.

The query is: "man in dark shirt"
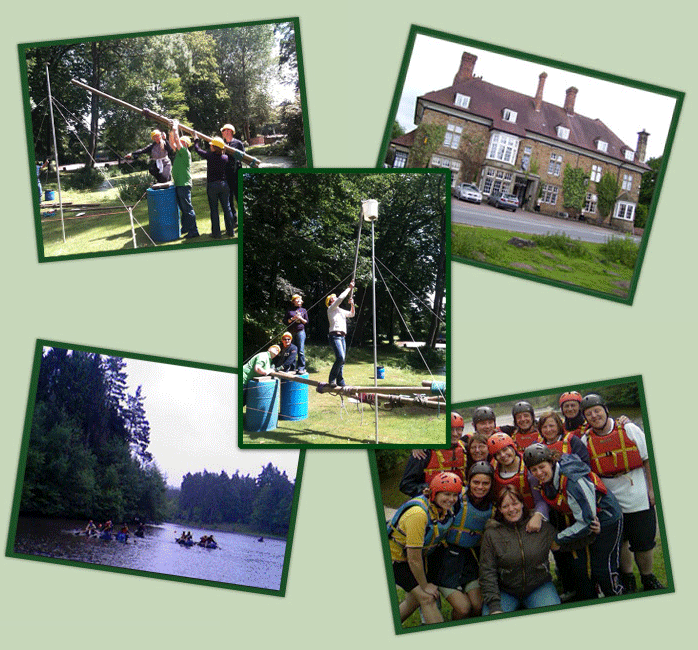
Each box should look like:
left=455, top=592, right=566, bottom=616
left=284, top=294, right=308, bottom=372
left=193, top=137, right=235, bottom=239
left=220, top=123, right=245, bottom=229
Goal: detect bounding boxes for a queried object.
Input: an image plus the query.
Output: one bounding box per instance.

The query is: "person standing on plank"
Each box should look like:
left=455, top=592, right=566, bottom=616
left=126, top=129, right=173, bottom=183
left=284, top=294, right=308, bottom=373
left=326, top=281, right=355, bottom=387
left=168, top=121, right=199, bottom=239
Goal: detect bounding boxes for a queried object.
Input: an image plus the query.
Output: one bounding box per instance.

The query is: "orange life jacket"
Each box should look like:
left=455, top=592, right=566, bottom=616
left=540, top=470, right=608, bottom=515
left=423, top=440, right=467, bottom=483
left=492, top=456, right=535, bottom=509
left=586, top=422, right=643, bottom=477
left=540, top=433, right=574, bottom=455
left=513, top=429, right=539, bottom=452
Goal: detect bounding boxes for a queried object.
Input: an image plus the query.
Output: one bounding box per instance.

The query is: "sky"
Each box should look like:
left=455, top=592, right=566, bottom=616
left=122, top=357, right=299, bottom=488
left=395, top=34, right=678, bottom=162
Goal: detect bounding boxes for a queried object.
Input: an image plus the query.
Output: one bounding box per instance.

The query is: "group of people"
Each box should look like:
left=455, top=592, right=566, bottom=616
left=389, top=391, right=663, bottom=625
left=125, top=121, right=246, bottom=239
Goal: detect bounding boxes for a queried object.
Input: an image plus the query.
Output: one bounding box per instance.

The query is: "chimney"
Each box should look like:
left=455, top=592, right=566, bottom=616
left=564, top=86, right=578, bottom=115
left=453, top=51, right=477, bottom=85
left=534, top=72, right=547, bottom=111
left=636, top=129, right=650, bottom=163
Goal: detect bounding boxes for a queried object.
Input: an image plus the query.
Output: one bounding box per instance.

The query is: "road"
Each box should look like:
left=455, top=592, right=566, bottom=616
left=451, top=198, right=641, bottom=245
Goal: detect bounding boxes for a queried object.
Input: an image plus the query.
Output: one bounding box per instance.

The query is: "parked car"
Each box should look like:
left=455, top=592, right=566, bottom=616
left=453, top=182, right=483, bottom=204
left=487, top=191, right=519, bottom=211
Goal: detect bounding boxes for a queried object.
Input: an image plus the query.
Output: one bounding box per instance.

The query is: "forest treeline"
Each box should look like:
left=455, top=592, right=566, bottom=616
left=26, top=22, right=304, bottom=166
left=172, top=464, right=296, bottom=536
left=242, top=172, right=447, bottom=359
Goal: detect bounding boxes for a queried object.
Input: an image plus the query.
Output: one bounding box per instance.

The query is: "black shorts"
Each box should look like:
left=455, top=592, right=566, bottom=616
left=437, top=544, right=480, bottom=590
left=622, top=508, right=657, bottom=553
left=393, top=549, right=442, bottom=592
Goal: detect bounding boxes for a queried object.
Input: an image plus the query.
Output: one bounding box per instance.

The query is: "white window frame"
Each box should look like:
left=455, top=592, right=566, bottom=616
left=455, top=93, right=470, bottom=108
left=482, top=168, right=513, bottom=195
left=556, top=125, right=570, bottom=140
left=541, top=184, right=559, bottom=205
left=584, top=192, right=597, bottom=214
left=486, top=132, right=519, bottom=165
left=502, top=109, right=517, bottom=123
left=548, top=153, right=563, bottom=177
left=443, top=123, right=463, bottom=150
left=596, top=140, right=608, bottom=153
left=624, top=149, right=635, bottom=161
left=622, top=174, right=633, bottom=191
left=590, top=164, right=602, bottom=183
left=615, top=201, right=635, bottom=221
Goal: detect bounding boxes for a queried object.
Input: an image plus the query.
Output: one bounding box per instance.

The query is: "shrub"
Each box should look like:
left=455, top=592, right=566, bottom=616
left=117, top=172, right=152, bottom=204
left=531, top=232, right=589, bottom=258
left=599, top=237, right=639, bottom=268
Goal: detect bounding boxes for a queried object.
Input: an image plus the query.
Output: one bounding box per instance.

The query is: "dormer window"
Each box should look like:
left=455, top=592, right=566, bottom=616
left=596, top=140, right=608, bottom=153
left=502, top=109, right=517, bottom=123
left=556, top=125, right=570, bottom=140
left=455, top=93, right=470, bottom=108
left=623, top=149, right=635, bottom=161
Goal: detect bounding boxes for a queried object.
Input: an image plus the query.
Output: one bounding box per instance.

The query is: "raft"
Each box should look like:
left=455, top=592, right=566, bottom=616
left=116, top=532, right=129, bottom=543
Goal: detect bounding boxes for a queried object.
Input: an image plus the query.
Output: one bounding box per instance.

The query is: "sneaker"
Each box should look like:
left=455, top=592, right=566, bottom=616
left=184, top=231, right=200, bottom=239
left=559, top=590, right=576, bottom=603
left=620, top=572, right=637, bottom=594
left=641, top=574, right=665, bottom=591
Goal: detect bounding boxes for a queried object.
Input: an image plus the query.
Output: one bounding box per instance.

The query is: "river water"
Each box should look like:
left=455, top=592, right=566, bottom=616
left=13, top=517, right=286, bottom=591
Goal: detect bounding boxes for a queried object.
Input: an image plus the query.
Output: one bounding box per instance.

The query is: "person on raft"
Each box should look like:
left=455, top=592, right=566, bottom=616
left=242, top=345, right=280, bottom=406
left=192, top=136, right=236, bottom=239
left=326, top=280, right=355, bottom=387
left=272, top=332, right=298, bottom=372
left=125, top=129, right=173, bottom=184
left=83, top=520, right=97, bottom=535
left=168, top=120, right=199, bottom=239
left=284, top=294, right=308, bottom=373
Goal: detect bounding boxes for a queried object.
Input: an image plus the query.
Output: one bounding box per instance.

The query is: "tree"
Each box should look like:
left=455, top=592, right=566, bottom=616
left=391, top=121, right=406, bottom=140
left=596, top=172, right=619, bottom=219
left=409, top=124, right=447, bottom=168
left=562, top=165, right=588, bottom=218
left=639, top=156, right=662, bottom=208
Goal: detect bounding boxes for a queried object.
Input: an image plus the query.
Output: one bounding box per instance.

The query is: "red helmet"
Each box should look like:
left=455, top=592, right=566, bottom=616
left=429, top=472, right=463, bottom=501
left=559, top=391, right=582, bottom=407
left=487, top=432, right=516, bottom=456
left=451, top=412, right=464, bottom=429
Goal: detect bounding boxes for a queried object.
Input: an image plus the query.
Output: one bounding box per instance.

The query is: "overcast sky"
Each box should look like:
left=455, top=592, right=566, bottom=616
left=122, top=357, right=299, bottom=488
left=395, top=34, right=678, bottom=161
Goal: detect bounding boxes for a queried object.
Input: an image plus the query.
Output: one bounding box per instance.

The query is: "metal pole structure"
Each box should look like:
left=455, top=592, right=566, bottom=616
left=371, top=218, right=379, bottom=444
left=128, top=207, right=137, bottom=249
left=46, top=64, right=65, bottom=243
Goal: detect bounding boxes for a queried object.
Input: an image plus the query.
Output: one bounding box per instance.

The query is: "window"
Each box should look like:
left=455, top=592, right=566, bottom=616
left=622, top=174, right=633, bottom=191
left=556, top=125, right=570, bottom=140
left=584, top=193, right=597, bottom=214
left=482, top=168, right=513, bottom=195
left=486, top=132, right=519, bottom=165
left=503, top=109, right=517, bottom=123
left=548, top=153, right=563, bottom=177
left=541, top=184, right=558, bottom=205
left=615, top=201, right=635, bottom=221
left=393, top=151, right=407, bottom=168
left=430, top=156, right=460, bottom=185
left=443, top=123, right=463, bottom=149
left=596, top=140, right=608, bottom=153
left=455, top=93, right=470, bottom=108
left=521, top=146, right=532, bottom=172
left=624, top=149, right=635, bottom=161
left=590, top=164, right=602, bottom=183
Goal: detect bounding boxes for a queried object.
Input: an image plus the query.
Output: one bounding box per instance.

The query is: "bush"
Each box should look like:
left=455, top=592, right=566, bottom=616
left=599, top=237, right=639, bottom=268
left=116, top=172, right=152, bottom=204
left=403, top=346, right=445, bottom=372
left=60, top=166, right=106, bottom=191
left=531, top=232, right=589, bottom=258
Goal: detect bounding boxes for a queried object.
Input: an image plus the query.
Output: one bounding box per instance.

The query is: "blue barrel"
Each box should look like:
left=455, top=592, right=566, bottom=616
left=377, top=365, right=385, bottom=379
left=244, top=378, right=280, bottom=432
left=147, top=186, right=180, bottom=242
left=279, top=373, right=309, bottom=421
left=44, top=189, right=56, bottom=201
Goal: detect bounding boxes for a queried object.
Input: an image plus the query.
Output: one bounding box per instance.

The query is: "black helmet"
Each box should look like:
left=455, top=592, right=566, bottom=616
left=472, top=406, right=496, bottom=426
left=468, top=461, right=494, bottom=479
left=580, top=393, right=607, bottom=414
left=523, top=443, right=553, bottom=468
left=512, top=401, right=534, bottom=418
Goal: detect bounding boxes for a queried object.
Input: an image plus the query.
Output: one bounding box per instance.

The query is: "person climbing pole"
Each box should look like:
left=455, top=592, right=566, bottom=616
left=326, top=280, right=355, bottom=387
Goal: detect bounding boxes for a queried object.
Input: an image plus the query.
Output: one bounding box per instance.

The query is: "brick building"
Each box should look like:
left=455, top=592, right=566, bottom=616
left=389, top=52, right=650, bottom=231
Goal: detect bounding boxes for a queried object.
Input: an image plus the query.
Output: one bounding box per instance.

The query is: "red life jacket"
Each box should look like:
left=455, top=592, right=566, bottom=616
left=423, top=440, right=467, bottom=484
left=566, top=424, right=587, bottom=439
left=513, top=428, right=539, bottom=452
left=540, top=433, right=574, bottom=455
left=540, top=470, right=608, bottom=515
left=586, top=422, right=643, bottom=477
left=492, top=456, right=535, bottom=509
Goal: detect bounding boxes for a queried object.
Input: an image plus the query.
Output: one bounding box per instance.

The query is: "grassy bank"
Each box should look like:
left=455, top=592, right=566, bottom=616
left=242, top=346, right=447, bottom=446
left=452, top=224, right=638, bottom=298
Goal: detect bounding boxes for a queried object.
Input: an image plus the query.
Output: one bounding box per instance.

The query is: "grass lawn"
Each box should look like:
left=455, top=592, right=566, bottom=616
left=242, top=346, right=447, bottom=446
left=39, top=161, right=236, bottom=258
left=452, top=224, right=637, bottom=299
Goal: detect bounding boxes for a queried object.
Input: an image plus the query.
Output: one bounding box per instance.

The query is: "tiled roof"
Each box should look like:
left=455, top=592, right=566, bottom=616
left=419, top=77, right=649, bottom=169
left=391, top=129, right=416, bottom=147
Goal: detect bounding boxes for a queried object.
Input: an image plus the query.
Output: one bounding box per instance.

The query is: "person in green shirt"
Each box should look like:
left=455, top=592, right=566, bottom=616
left=242, top=345, right=280, bottom=406
left=169, top=121, right=199, bottom=239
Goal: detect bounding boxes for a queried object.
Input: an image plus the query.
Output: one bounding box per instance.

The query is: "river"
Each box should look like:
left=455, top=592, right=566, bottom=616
left=12, top=517, right=287, bottom=592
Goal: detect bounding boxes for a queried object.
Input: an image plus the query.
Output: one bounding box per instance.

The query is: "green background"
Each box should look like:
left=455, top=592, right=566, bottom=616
left=0, top=0, right=693, bottom=645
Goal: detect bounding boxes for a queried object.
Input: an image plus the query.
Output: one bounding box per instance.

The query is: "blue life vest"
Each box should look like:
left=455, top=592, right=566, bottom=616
left=446, top=493, right=494, bottom=547
left=388, top=495, right=454, bottom=556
